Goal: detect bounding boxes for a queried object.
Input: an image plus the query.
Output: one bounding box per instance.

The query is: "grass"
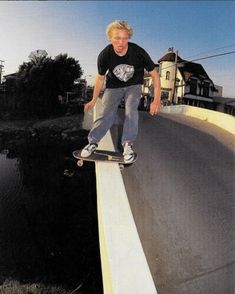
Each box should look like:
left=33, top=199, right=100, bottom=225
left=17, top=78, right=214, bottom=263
left=0, top=279, right=83, bottom=294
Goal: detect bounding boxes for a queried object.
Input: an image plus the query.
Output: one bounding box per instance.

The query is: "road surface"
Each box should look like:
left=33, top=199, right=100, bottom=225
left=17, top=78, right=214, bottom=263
left=111, top=110, right=235, bottom=294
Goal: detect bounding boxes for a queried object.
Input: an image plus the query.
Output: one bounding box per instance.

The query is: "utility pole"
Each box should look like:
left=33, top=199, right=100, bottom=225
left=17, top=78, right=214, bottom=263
left=0, top=60, right=5, bottom=84
left=172, top=50, right=178, bottom=104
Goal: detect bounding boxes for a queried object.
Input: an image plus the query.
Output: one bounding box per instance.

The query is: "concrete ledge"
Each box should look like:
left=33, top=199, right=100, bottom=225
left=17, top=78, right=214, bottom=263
left=161, top=105, right=235, bottom=136
left=94, top=99, right=157, bottom=294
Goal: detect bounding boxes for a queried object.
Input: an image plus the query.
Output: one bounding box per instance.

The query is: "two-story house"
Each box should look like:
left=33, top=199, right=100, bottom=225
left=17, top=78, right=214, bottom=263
left=143, top=48, right=221, bottom=109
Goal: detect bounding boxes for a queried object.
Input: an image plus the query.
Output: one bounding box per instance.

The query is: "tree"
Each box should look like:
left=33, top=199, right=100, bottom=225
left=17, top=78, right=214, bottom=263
left=17, top=53, right=83, bottom=117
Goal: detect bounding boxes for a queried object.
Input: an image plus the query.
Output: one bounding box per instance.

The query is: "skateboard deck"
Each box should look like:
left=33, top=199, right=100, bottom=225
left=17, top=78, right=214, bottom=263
left=73, top=149, right=137, bottom=168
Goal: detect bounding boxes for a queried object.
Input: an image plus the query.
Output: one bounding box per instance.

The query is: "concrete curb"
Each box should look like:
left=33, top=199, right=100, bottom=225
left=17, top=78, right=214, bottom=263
left=161, top=105, right=235, bottom=136
left=94, top=99, right=158, bottom=294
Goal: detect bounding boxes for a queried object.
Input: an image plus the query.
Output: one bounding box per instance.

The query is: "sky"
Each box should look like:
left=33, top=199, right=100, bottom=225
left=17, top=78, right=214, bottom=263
left=0, top=1, right=235, bottom=97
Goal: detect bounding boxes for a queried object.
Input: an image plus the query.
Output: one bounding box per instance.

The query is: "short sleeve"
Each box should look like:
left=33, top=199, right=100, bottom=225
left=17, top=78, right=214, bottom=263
left=141, top=48, right=155, bottom=72
left=97, top=50, right=108, bottom=75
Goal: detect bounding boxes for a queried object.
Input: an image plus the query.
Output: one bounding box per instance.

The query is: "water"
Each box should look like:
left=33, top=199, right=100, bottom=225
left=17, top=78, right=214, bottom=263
left=0, top=117, right=103, bottom=293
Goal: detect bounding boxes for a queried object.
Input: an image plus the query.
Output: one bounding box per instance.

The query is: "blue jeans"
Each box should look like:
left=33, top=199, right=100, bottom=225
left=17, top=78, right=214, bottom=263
left=88, top=84, right=142, bottom=145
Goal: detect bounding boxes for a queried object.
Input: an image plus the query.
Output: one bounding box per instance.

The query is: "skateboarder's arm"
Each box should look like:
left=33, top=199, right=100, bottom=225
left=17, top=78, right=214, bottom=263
left=148, top=69, right=161, bottom=116
left=84, top=74, right=105, bottom=112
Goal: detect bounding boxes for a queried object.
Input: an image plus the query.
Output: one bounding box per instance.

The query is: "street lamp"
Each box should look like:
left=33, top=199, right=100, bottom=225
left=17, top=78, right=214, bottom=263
left=83, top=75, right=92, bottom=99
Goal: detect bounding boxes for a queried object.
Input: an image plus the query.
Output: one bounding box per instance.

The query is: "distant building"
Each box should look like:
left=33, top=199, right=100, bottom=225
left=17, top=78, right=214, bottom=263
left=143, top=48, right=224, bottom=109
left=1, top=73, right=19, bottom=109
left=213, top=85, right=223, bottom=97
left=213, top=96, right=235, bottom=115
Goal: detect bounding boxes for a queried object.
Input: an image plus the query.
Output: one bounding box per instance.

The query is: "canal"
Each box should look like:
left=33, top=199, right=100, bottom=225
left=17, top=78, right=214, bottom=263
left=0, top=112, right=103, bottom=293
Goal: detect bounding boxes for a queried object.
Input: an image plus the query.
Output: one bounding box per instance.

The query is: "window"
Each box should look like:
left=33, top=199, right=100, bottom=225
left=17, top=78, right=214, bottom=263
left=203, top=82, right=210, bottom=97
left=161, top=91, right=169, bottom=99
left=166, top=71, right=170, bottom=80
left=189, top=79, right=197, bottom=95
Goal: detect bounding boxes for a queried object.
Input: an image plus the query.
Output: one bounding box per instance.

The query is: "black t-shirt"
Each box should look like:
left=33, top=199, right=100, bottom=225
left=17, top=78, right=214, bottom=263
left=97, top=42, right=155, bottom=88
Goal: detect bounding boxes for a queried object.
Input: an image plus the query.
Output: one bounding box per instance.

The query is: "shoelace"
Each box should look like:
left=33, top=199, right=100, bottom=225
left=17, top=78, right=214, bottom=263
left=124, top=145, right=133, bottom=155
left=86, top=144, right=94, bottom=151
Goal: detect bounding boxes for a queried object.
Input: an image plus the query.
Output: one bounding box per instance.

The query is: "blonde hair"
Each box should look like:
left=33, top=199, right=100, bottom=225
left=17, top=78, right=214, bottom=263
left=106, top=20, right=133, bottom=40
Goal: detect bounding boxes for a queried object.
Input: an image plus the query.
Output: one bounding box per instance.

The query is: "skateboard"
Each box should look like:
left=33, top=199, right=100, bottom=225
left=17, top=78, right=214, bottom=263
left=72, top=149, right=137, bottom=170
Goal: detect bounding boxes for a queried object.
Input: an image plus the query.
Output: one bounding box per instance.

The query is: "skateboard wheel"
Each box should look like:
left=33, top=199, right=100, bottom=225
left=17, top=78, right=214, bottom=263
left=77, top=159, right=83, bottom=167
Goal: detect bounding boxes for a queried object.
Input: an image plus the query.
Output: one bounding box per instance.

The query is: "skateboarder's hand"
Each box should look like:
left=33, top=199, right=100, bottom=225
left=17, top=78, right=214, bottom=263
left=84, top=100, right=96, bottom=112
left=150, top=101, right=161, bottom=116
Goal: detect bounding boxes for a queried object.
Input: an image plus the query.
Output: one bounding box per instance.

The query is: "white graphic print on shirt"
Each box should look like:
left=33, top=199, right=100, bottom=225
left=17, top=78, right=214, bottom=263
left=113, top=64, right=135, bottom=82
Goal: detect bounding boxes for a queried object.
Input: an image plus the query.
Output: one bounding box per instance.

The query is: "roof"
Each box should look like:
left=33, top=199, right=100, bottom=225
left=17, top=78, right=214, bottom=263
left=158, top=52, right=183, bottom=63
left=3, top=73, right=18, bottom=79
left=158, top=49, right=213, bottom=84
left=177, top=61, right=211, bottom=82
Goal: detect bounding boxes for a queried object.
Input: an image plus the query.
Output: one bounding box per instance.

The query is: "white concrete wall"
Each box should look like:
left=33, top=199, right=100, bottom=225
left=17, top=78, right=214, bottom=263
left=176, top=70, right=184, bottom=99
left=160, top=61, right=175, bottom=90
left=161, top=105, right=235, bottom=135
left=213, top=84, right=223, bottom=97
left=92, top=101, right=235, bottom=293
left=94, top=99, right=158, bottom=294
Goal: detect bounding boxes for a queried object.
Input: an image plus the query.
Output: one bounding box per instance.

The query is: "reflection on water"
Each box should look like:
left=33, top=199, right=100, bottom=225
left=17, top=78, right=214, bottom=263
left=0, top=137, right=102, bottom=293
left=0, top=155, right=23, bottom=207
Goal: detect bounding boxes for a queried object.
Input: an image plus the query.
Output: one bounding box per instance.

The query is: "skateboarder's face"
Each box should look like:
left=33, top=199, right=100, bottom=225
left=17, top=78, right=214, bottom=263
left=110, top=29, right=129, bottom=55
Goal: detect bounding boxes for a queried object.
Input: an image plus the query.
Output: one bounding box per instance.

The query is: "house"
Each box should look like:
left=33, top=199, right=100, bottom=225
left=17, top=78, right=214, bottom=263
left=143, top=48, right=221, bottom=109
left=213, top=96, right=235, bottom=115
left=0, top=73, right=18, bottom=108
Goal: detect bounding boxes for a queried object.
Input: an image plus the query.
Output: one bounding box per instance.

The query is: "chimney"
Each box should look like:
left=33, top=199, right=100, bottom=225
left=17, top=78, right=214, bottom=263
left=168, top=47, right=174, bottom=52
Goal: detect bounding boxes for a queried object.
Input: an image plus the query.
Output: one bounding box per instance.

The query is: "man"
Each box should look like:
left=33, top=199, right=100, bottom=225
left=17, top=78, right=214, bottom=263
left=81, top=20, right=161, bottom=163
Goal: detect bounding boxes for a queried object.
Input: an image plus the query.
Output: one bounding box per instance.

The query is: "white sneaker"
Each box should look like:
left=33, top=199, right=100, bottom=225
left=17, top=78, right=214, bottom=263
left=123, top=143, right=135, bottom=163
left=81, top=143, right=98, bottom=157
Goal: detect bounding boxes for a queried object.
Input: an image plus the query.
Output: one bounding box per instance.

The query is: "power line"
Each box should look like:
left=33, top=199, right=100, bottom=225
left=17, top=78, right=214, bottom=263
left=160, top=50, right=235, bottom=71
left=184, top=43, right=235, bottom=60
left=184, top=50, right=235, bottom=63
